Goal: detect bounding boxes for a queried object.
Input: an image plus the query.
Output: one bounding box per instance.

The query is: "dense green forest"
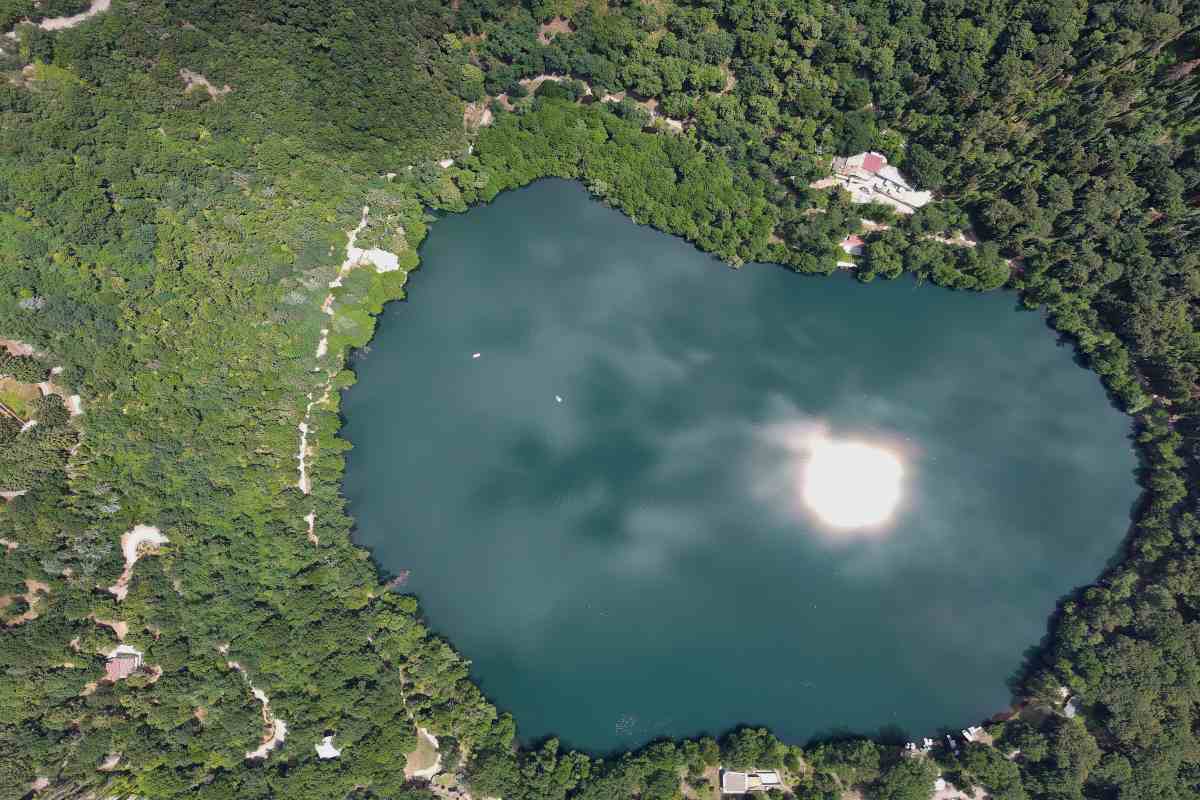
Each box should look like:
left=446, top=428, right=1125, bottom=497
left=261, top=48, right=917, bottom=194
left=0, top=0, right=1196, bottom=798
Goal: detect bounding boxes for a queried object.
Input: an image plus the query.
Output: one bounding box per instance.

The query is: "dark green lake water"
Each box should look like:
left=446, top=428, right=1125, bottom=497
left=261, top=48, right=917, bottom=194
left=342, top=179, right=1138, bottom=753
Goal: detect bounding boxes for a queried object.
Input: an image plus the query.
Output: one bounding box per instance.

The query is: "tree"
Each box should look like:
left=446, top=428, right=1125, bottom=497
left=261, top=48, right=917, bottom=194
left=870, top=757, right=937, bottom=800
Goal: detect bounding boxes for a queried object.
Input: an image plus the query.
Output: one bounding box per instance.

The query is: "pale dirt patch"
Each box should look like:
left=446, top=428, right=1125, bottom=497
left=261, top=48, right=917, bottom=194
left=537, top=16, right=573, bottom=44
left=107, top=524, right=168, bottom=601
left=37, top=0, right=110, bottom=30
left=933, top=783, right=987, bottom=800
left=315, top=734, right=342, bottom=759
left=179, top=68, right=232, bottom=98
left=5, top=577, right=49, bottom=625
left=92, top=616, right=128, bottom=640
left=928, top=230, right=977, bottom=248
left=98, top=753, right=121, bottom=771
left=405, top=727, right=442, bottom=779
left=464, top=100, right=494, bottom=130
left=0, top=339, right=35, bottom=357
left=228, top=659, right=289, bottom=760
left=681, top=765, right=721, bottom=800
left=4, top=0, right=110, bottom=38
left=0, top=538, right=17, bottom=552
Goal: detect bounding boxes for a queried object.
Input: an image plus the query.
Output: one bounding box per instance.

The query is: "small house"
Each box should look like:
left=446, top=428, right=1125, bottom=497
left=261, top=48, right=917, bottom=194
left=720, top=769, right=782, bottom=794
left=840, top=234, right=866, bottom=255
left=105, top=645, right=143, bottom=681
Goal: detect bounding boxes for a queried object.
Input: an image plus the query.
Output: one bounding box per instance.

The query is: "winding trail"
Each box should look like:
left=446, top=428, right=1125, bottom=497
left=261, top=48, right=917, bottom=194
left=3, top=0, right=110, bottom=38
left=106, top=524, right=168, bottom=601
left=225, top=655, right=289, bottom=760
left=297, top=207, right=400, bottom=552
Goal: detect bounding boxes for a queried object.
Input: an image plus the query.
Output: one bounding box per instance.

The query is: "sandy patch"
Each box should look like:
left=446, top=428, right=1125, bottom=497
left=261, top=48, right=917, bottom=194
left=0, top=490, right=27, bottom=500
left=537, top=16, right=573, bottom=44
left=107, top=524, right=168, bottom=601
left=4, top=0, right=110, bottom=38
left=337, top=206, right=400, bottom=276
left=38, top=0, right=110, bottom=30
left=928, top=230, right=976, bottom=248
left=933, top=782, right=987, bottom=800
left=0, top=376, right=41, bottom=419
left=228, top=659, right=289, bottom=760
left=4, top=577, right=49, bottom=625
left=519, top=73, right=589, bottom=96
left=681, top=765, right=721, bottom=800
left=98, top=752, right=121, bottom=771
left=179, top=68, right=232, bottom=98
left=296, top=421, right=312, bottom=494
left=92, top=616, right=128, bottom=640
left=464, top=100, right=494, bottom=130
left=0, top=339, right=35, bottom=357
left=405, top=727, right=442, bottom=779
left=0, top=538, right=17, bottom=552
left=246, top=707, right=288, bottom=759
left=316, top=734, right=342, bottom=759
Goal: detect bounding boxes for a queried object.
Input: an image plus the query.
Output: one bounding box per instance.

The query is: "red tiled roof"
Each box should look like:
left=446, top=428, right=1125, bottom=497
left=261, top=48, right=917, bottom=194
left=106, top=656, right=139, bottom=681
left=861, top=153, right=884, bottom=173
left=843, top=234, right=865, bottom=247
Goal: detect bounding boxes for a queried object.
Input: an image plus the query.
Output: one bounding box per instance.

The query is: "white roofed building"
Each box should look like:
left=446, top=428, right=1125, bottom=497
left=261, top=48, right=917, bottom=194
left=721, top=768, right=782, bottom=794
left=811, top=151, right=932, bottom=214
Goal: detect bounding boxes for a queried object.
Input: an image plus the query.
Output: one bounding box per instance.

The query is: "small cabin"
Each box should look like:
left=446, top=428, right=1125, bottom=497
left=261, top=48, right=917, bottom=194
left=721, top=769, right=782, bottom=794
left=105, top=646, right=143, bottom=681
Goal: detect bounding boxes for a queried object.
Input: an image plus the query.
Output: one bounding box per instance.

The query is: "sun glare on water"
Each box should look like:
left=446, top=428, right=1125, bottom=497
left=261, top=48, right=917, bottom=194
left=800, top=437, right=905, bottom=531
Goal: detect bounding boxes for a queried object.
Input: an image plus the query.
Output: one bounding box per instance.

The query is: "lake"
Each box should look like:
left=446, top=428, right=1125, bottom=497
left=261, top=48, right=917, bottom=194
left=342, top=179, right=1138, bottom=753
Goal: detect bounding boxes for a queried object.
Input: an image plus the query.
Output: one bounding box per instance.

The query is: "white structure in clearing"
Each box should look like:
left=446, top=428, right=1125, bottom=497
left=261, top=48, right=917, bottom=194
left=811, top=151, right=932, bottom=214
left=721, top=769, right=782, bottom=794
left=315, top=734, right=342, bottom=759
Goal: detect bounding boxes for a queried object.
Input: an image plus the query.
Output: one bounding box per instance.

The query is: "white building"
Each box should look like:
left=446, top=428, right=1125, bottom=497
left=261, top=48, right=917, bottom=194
left=721, top=769, right=782, bottom=794
left=811, top=151, right=932, bottom=214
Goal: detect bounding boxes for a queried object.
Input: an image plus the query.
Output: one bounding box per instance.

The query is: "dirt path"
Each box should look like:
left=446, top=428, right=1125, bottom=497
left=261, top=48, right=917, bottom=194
left=537, top=17, right=572, bottom=44
left=107, top=524, right=168, bottom=601
left=4, top=0, right=111, bottom=38
left=179, top=68, right=232, bottom=98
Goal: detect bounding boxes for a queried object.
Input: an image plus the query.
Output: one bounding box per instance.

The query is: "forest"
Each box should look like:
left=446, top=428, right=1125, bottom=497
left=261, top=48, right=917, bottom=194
left=0, top=0, right=1196, bottom=798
